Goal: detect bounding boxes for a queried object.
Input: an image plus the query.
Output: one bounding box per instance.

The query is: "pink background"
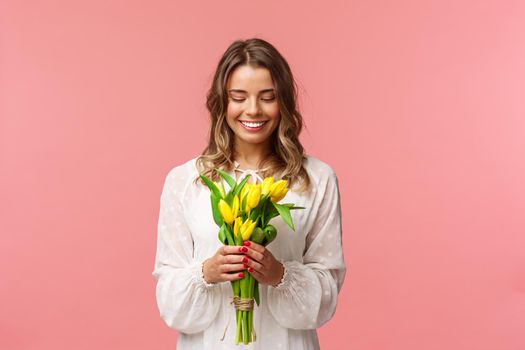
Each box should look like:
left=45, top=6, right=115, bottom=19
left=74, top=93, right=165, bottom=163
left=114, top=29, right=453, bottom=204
left=1, top=1, right=524, bottom=349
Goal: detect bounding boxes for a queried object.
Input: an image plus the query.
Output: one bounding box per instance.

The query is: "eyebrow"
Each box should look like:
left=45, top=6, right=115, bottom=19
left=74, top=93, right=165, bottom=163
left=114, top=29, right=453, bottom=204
left=228, top=89, right=275, bottom=94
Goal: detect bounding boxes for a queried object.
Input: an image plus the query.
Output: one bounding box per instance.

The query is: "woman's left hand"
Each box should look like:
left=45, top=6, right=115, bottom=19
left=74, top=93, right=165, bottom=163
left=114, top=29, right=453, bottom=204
left=241, top=241, right=284, bottom=287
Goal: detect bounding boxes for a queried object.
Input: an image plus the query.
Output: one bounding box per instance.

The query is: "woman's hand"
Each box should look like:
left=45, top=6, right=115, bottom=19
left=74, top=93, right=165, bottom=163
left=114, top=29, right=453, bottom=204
left=241, top=241, right=285, bottom=287
left=202, top=245, right=248, bottom=284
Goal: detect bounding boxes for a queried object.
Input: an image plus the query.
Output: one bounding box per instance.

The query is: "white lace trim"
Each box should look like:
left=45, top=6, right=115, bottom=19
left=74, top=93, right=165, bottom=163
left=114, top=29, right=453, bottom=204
left=192, top=260, right=218, bottom=289
left=272, top=259, right=289, bottom=289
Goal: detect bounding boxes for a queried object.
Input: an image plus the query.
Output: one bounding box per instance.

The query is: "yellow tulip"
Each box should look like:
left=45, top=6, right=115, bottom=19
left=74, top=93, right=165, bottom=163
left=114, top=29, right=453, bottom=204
left=233, top=217, right=243, bottom=238
left=218, top=199, right=234, bottom=224
left=232, top=195, right=240, bottom=219
left=240, top=183, right=252, bottom=202
left=270, top=180, right=288, bottom=202
left=271, top=188, right=288, bottom=202
left=261, top=176, right=275, bottom=195
left=247, top=184, right=261, bottom=209
left=213, top=181, right=225, bottom=198
left=240, top=219, right=257, bottom=241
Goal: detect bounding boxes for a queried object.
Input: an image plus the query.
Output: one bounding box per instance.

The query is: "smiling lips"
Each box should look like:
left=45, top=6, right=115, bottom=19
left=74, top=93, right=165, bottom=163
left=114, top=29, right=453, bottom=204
left=239, top=120, right=268, bottom=130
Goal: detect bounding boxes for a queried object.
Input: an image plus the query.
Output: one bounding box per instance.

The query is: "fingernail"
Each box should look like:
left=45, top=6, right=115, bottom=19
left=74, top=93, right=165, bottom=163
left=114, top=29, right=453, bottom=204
left=243, top=264, right=248, bottom=268
left=242, top=257, right=248, bottom=263
left=238, top=272, right=244, bottom=278
left=238, top=247, right=244, bottom=252
left=241, top=247, right=248, bottom=253
left=243, top=241, right=251, bottom=247
left=248, top=267, right=254, bottom=273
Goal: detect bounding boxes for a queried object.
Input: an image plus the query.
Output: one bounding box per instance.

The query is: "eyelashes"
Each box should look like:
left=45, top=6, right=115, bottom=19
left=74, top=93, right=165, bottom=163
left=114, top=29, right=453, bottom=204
left=230, top=97, right=276, bottom=103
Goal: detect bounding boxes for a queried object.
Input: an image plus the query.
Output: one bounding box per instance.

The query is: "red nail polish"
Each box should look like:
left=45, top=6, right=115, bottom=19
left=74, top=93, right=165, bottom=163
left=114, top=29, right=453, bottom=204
left=242, top=257, right=248, bottom=263
left=238, top=247, right=243, bottom=252
left=243, top=241, right=251, bottom=247
left=241, top=247, right=248, bottom=253
left=238, top=272, right=244, bottom=278
left=248, top=267, right=254, bottom=273
left=243, top=264, right=248, bottom=268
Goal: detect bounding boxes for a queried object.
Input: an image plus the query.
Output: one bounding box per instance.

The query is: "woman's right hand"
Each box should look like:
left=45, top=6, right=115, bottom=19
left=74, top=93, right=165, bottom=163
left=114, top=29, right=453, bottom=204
left=202, top=245, right=249, bottom=284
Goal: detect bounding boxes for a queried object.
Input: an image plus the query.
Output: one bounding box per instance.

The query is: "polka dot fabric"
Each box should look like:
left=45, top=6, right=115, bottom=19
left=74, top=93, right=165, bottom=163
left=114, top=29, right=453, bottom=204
left=152, top=155, right=346, bottom=349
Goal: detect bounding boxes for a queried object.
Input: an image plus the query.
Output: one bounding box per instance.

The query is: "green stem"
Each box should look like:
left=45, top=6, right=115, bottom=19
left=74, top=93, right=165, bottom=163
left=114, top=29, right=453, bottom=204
left=240, top=274, right=246, bottom=344
left=249, top=274, right=254, bottom=341
left=249, top=309, right=253, bottom=341
left=236, top=309, right=241, bottom=344
left=243, top=309, right=249, bottom=344
left=233, top=279, right=242, bottom=344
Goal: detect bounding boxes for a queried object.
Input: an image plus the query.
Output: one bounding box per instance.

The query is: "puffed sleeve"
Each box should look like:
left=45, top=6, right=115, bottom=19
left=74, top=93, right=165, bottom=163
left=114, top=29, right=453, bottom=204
left=152, top=166, right=222, bottom=334
left=267, top=169, right=346, bottom=329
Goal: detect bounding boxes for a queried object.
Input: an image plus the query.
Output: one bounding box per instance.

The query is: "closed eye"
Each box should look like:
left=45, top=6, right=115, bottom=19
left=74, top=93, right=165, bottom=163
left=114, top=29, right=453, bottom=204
left=231, top=97, right=276, bottom=102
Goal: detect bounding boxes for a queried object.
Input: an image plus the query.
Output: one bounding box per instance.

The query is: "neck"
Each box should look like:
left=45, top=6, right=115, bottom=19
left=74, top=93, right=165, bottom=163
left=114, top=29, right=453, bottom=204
left=233, top=138, right=272, bottom=169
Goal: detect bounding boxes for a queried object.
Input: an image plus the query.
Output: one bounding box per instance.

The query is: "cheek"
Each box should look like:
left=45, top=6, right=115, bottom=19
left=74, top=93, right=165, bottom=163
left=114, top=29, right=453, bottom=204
left=263, top=104, right=280, bottom=119
left=266, top=105, right=279, bottom=120
left=227, top=103, right=242, bottom=120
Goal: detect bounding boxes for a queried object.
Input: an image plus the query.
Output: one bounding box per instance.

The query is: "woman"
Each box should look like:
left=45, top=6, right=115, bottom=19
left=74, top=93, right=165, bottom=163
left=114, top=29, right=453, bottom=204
left=152, top=38, right=346, bottom=350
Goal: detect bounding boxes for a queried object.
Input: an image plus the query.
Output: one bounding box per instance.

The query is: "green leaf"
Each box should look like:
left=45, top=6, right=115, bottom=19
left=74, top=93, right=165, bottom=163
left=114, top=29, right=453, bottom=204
left=234, top=225, right=242, bottom=246
left=218, top=224, right=228, bottom=244
left=264, top=203, right=304, bottom=227
left=254, top=282, right=260, bottom=306
left=249, top=206, right=260, bottom=222
left=233, top=174, right=251, bottom=198
left=225, top=191, right=233, bottom=205
left=262, top=200, right=278, bottom=227
left=273, top=202, right=295, bottom=231
left=240, top=192, right=247, bottom=215
left=199, top=174, right=222, bottom=199
left=266, top=201, right=279, bottom=214
left=224, top=224, right=235, bottom=246
left=260, top=199, right=267, bottom=226
left=282, top=203, right=306, bottom=210
left=210, top=192, right=224, bottom=227
left=215, top=168, right=237, bottom=191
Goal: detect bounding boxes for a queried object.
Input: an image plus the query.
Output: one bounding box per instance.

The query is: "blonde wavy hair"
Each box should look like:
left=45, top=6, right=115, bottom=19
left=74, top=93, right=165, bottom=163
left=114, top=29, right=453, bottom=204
left=193, top=38, right=311, bottom=193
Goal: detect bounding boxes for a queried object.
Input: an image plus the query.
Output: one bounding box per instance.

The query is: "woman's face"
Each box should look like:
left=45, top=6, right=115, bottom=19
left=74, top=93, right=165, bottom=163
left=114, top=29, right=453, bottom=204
left=225, top=65, right=280, bottom=149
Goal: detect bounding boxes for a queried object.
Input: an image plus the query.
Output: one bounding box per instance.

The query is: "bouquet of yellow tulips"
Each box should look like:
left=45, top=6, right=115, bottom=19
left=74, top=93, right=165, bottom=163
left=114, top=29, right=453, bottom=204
left=199, top=168, right=305, bottom=345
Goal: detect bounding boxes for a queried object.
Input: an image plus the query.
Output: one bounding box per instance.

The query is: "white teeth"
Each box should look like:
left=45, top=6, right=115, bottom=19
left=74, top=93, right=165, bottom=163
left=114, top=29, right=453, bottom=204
left=241, top=121, right=266, bottom=128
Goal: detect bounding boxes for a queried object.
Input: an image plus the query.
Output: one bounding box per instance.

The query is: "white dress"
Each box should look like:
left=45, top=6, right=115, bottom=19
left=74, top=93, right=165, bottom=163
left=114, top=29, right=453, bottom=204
left=152, top=154, right=346, bottom=350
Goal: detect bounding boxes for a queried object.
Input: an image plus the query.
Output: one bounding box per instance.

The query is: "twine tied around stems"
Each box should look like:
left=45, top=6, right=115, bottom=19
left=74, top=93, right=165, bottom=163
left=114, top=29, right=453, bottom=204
left=232, top=296, right=254, bottom=311
left=220, top=296, right=257, bottom=341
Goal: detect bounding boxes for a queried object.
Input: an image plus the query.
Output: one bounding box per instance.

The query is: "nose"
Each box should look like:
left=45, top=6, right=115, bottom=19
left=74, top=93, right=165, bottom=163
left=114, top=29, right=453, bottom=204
left=245, top=97, right=261, bottom=116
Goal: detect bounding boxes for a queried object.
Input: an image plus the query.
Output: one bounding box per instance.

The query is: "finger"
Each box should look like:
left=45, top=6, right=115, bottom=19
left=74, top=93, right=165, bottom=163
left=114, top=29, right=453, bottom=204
left=244, top=246, right=265, bottom=264
left=221, top=245, right=246, bottom=255
left=247, top=266, right=263, bottom=280
left=222, top=272, right=246, bottom=281
left=243, top=240, right=265, bottom=253
left=220, top=263, right=247, bottom=273
left=244, top=258, right=263, bottom=273
left=223, top=254, right=248, bottom=264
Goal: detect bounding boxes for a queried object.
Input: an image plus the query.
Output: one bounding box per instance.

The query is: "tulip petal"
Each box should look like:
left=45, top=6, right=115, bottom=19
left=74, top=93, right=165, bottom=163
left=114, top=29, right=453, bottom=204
left=218, top=199, right=234, bottom=224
